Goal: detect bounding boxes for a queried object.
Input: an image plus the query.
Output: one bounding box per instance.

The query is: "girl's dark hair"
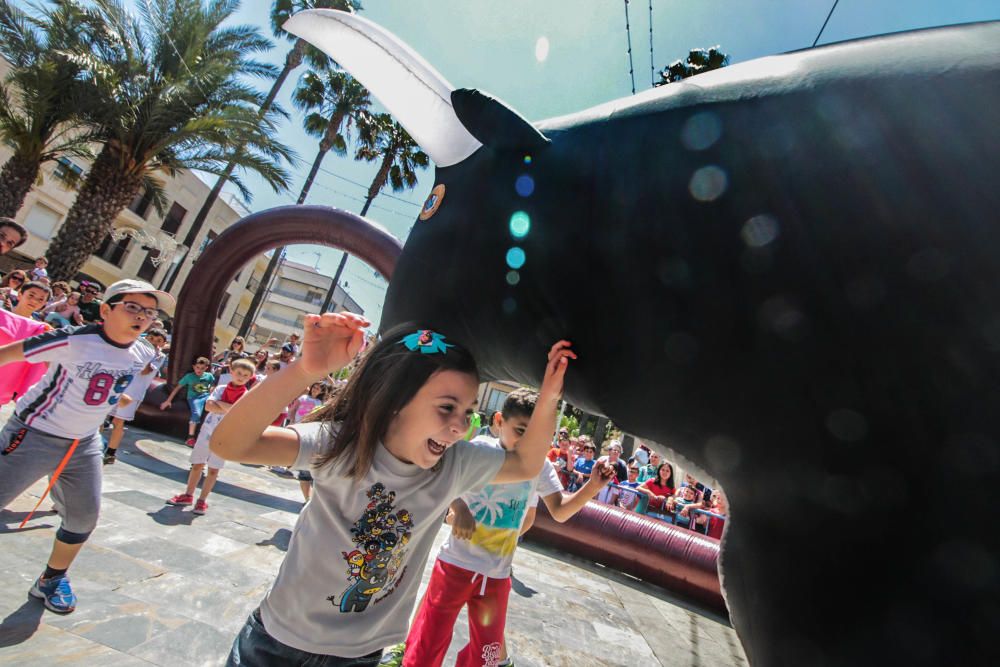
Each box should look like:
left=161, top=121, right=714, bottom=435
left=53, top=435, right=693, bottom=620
left=308, top=322, right=479, bottom=481
left=656, top=462, right=675, bottom=487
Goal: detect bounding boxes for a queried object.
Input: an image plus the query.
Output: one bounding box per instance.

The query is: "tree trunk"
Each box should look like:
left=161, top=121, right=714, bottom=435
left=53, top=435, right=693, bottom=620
left=360, top=152, right=393, bottom=217
left=162, top=38, right=307, bottom=291
left=46, top=146, right=143, bottom=282
left=297, top=110, right=345, bottom=206
left=0, top=152, right=42, bottom=219
left=237, top=246, right=283, bottom=339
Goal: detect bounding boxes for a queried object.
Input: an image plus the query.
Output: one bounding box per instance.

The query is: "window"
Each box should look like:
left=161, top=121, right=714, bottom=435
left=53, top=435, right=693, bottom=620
left=217, top=292, right=231, bottom=319
left=23, top=203, right=62, bottom=240
left=229, top=308, right=246, bottom=329
left=200, top=230, right=218, bottom=253
left=128, top=189, right=154, bottom=219
left=306, top=290, right=324, bottom=305
left=53, top=157, right=84, bottom=186
left=247, top=272, right=262, bottom=292
left=484, top=389, right=510, bottom=415
left=137, top=249, right=160, bottom=281
left=160, top=202, right=187, bottom=235
left=94, top=234, right=132, bottom=267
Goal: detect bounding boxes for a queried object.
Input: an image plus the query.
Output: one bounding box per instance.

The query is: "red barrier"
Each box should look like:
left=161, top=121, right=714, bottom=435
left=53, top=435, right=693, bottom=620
left=523, top=497, right=727, bottom=616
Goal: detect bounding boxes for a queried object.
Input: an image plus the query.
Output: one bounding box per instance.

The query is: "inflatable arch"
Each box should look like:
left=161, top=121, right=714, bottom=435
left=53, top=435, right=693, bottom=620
left=166, top=205, right=402, bottom=385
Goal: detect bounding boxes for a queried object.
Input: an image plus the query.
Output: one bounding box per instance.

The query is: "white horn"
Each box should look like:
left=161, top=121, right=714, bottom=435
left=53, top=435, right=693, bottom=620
left=284, top=9, right=483, bottom=168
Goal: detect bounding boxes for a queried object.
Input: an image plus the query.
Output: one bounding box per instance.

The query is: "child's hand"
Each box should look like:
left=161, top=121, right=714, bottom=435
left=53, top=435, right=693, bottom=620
left=159, top=400, right=171, bottom=410
left=299, top=312, right=370, bottom=377
left=539, top=340, right=576, bottom=401
left=589, top=461, right=616, bottom=487
left=446, top=503, right=476, bottom=540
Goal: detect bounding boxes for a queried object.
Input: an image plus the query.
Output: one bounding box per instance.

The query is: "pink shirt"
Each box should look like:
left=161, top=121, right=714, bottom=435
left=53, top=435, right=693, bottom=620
left=0, top=310, right=49, bottom=404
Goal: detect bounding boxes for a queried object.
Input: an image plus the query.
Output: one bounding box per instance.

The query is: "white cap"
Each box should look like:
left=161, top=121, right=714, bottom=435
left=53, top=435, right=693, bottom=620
left=103, top=279, right=175, bottom=313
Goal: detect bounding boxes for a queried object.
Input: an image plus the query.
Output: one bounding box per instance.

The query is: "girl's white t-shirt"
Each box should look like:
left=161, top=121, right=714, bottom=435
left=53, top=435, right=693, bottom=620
left=259, top=421, right=506, bottom=657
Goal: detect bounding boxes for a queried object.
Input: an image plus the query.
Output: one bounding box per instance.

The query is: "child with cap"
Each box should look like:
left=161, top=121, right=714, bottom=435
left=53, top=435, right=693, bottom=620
left=0, top=279, right=171, bottom=614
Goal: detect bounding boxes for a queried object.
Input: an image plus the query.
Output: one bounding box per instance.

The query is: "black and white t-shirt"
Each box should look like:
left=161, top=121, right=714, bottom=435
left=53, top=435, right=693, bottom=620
left=15, top=325, right=156, bottom=439
left=259, top=421, right=506, bottom=657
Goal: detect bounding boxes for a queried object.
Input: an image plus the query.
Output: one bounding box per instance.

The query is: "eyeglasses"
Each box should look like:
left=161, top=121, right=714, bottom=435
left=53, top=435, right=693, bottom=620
left=9, top=276, right=24, bottom=283
left=114, top=301, right=159, bottom=319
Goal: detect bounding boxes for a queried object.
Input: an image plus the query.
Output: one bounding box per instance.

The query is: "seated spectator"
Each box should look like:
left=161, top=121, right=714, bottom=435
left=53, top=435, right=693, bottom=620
left=681, top=472, right=713, bottom=504
left=633, top=441, right=651, bottom=467
left=11, top=281, right=50, bottom=320
left=42, top=291, right=84, bottom=327
left=214, top=336, right=246, bottom=365
left=30, top=256, right=48, bottom=282
left=252, top=348, right=270, bottom=373
left=611, top=464, right=645, bottom=511
left=598, top=440, right=628, bottom=484
left=637, top=461, right=676, bottom=513
left=638, top=451, right=661, bottom=482
left=620, top=464, right=642, bottom=489
left=0, top=269, right=27, bottom=309
left=569, top=439, right=596, bottom=491
left=673, top=484, right=703, bottom=529
left=49, top=280, right=70, bottom=303
left=77, top=282, right=103, bottom=323
left=547, top=428, right=575, bottom=488
left=706, top=489, right=728, bottom=539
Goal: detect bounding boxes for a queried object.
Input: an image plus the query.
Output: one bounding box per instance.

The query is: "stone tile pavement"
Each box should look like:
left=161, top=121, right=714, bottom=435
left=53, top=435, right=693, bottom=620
left=0, top=406, right=747, bottom=666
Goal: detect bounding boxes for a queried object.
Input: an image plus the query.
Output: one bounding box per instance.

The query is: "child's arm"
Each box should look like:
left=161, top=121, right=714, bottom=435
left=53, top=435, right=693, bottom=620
left=205, top=399, right=232, bottom=415
left=540, top=461, right=616, bottom=521
left=159, top=383, right=183, bottom=410
left=492, top=341, right=575, bottom=484
left=0, top=340, right=26, bottom=367
left=519, top=506, right=537, bottom=535
left=444, top=498, right=476, bottom=540
left=211, top=312, right=368, bottom=465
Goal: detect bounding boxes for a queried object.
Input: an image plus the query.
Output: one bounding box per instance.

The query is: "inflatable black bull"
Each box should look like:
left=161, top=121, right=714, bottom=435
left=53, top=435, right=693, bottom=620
left=281, top=12, right=999, bottom=666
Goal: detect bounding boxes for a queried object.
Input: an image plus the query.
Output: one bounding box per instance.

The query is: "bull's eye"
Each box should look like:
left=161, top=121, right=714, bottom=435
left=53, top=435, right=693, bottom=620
left=419, top=184, right=446, bottom=221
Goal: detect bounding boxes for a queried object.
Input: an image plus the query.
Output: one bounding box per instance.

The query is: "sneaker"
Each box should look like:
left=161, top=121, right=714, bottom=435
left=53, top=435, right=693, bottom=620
left=193, top=499, right=208, bottom=515
left=379, top=642, right=405, bottom=666
left=29, top=574, right=76, bottom=614
left=103, top=451, right=116, bottom=465
left=167, top=493, right=194, bottom=506
left=185, top=438, right=196, bottom=447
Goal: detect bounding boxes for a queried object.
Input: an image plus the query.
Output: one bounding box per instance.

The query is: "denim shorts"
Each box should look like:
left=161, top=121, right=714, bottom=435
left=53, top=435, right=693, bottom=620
left=187, top=394, right=208, bottom=424
left=227, top=608, right=383, bottom=666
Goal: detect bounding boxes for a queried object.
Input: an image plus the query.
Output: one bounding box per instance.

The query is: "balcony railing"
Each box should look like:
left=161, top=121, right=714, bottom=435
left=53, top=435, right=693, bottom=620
left=270, top=287, right=323, bottom=305
left=258, top=311, right=304, bottom=328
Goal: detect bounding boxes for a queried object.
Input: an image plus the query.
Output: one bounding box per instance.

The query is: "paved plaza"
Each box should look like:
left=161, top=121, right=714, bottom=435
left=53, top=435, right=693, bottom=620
left=0, top=406, right=747, bottom=666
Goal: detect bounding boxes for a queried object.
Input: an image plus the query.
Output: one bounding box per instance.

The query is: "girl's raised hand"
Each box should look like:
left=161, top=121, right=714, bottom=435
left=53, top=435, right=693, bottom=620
left=299, top=312, right=370, bottom=377
left=539, top=340, right=576, bottom=401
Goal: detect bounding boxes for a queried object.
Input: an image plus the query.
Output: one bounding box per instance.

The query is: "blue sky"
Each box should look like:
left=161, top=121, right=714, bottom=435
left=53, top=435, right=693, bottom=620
left=197, top=1, right=997, bottom=326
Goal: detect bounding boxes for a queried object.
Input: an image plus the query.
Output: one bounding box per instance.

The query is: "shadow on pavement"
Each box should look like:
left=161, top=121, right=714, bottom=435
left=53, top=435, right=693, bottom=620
left=0, top=597, right=44, bottom=648
left=256, top=528, right=291, bottom=552
left=117, top=440, right=304, bottom=515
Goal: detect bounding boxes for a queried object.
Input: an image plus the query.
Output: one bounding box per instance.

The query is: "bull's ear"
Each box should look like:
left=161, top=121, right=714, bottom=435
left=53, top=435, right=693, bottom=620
left=451, top=89, right=550, bottom=153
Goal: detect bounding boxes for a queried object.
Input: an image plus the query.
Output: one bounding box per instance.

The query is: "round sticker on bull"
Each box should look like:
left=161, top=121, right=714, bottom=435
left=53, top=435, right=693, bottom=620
left=419, top=184, right=446, bottom=221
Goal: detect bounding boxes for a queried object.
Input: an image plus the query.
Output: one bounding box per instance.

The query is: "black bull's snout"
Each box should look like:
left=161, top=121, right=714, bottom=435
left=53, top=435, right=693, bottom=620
left=380, top=22, right=1000, bottom=666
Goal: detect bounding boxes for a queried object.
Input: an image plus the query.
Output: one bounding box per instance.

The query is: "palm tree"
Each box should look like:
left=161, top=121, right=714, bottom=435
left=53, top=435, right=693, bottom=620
left=167, top=0, right=360, bottom=291
left=655, top=46, right=730, bottom=86
left=320, top=112, right=428, bottom=312
left=292, top=68, right=370, bottom=205
left=44, top=0, right=297, bottom=282
left=0, top=0, right=100, bottom=218
left=236, top=68, right=369, bottom=339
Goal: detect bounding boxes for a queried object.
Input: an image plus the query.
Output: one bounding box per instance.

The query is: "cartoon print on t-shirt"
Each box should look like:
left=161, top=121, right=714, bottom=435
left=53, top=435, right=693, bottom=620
left=330, top=482, right=414, bottom=613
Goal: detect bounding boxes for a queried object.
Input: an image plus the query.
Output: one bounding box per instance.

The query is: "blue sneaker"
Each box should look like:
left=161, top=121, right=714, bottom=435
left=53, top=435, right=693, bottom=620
left=29, top=574, right=77, bottom=614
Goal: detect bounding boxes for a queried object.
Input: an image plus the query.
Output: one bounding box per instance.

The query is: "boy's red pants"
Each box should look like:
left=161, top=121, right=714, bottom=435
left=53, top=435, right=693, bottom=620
left=403, top=558, right=512, bottom=667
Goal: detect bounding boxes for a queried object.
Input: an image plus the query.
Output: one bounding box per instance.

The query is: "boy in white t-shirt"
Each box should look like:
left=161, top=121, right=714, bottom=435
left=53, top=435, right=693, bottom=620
left=102, top=328, right=168, bottom=464
left=0, top=279, right=170, bottom=614
left=395, top=388, right=615, bottom=667
left=165, top=358, right=256, bottom=515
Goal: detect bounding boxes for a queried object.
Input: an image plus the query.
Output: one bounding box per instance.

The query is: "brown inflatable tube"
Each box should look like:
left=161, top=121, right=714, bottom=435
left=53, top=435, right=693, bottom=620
left=523, top=497, right=727, bottom=616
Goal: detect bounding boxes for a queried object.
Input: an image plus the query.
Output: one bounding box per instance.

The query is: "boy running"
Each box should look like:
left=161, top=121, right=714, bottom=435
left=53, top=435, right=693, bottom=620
left=160, top=356, right=214, bottom=446
left=165, top=358, right=256, bottom=515
left=397, top=388, right=615, bottom=667
left=0, top=279, right=170, bottom=614
left=102, top=328, right=169, bottom=464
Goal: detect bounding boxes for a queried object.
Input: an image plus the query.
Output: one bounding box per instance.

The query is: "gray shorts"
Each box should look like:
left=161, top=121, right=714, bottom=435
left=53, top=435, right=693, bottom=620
left=0, top=416, right=103, bottom=542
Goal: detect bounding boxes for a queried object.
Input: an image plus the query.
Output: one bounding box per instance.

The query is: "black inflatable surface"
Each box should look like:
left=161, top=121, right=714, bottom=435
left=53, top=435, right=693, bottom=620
left=379, top=23, right=1000, bottom=666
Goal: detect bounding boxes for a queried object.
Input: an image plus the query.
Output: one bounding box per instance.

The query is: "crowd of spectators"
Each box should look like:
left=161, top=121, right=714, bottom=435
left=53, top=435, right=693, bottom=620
left=542, top=430, right=728, bottom=538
